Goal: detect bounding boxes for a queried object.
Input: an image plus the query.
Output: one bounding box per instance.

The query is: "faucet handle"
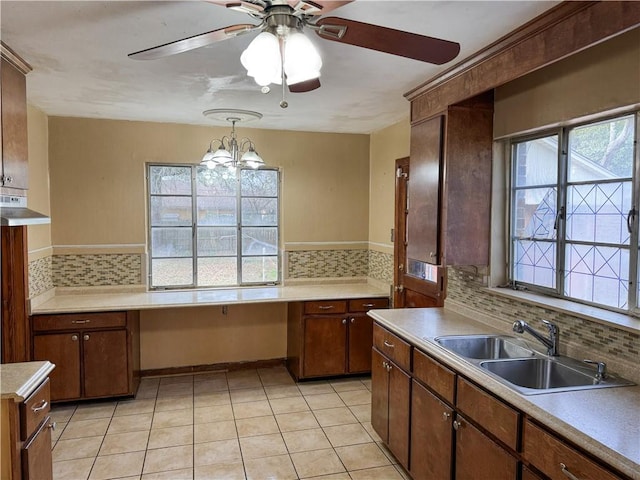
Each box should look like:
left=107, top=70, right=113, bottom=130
left=541, top=319, right=559, bottom=333
left=583, top=359, right=607, bottom=380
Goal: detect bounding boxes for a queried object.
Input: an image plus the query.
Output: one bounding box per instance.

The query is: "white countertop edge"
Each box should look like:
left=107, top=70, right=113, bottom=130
left=31, top=284, right=390, bottom=314
left=367, top=309, right=640, bottom=480
left=1, top=361, right=55, bottom=401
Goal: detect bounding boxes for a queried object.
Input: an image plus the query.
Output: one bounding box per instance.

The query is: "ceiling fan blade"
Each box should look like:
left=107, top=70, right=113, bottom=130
left=315, top=17, right=460, bottom=65
left=128, top=23, right=259, bottom=60
left=288, top=78, right=321, bottom=93
left=292, top=1, right=353, bottom=15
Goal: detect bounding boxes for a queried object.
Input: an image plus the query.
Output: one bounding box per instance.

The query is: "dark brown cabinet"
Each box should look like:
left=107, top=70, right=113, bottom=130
left=454, top=414, right=518, bottom=480
left=408, top=94, right=494, bottom=266
left=371, top=325, right=411, bottom=470
left=0, top=46, right=30, bottom=192
left=287, top=297, right=388, bottom=380
left=1, top=374, right=54, bottom=480
left=31, top=311, right=140, bottom=402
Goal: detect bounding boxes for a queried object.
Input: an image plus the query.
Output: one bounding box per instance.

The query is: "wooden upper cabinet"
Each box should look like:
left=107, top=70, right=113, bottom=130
left=1, top=47, right=31, bottom=192
left=407, top=92, right=494, bottom=267
left=408, top=115, right=443, bottom=265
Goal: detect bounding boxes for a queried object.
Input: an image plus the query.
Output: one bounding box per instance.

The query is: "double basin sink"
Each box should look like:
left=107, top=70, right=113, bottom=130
left=433, top=334, right=634, bottom=395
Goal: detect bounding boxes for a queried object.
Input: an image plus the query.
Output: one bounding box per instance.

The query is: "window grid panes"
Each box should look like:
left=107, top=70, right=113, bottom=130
left=510, top=113, right=638, bottom=312
left=148, top=164, right=280, bottom=289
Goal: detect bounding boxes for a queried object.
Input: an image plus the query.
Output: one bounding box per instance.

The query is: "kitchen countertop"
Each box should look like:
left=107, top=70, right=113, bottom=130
left=0, top=361, right=55, bottom=401
left=368, top=307, right=640, bottom=480
left=31, top=283, right=389, bottom=314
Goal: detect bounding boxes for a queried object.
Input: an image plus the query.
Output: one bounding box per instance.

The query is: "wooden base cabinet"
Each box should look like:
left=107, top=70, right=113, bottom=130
left=287, top=297, right=388, bottom=380
left=371, top=325, right=411, bottom=470
left=31, top=311, right=140, bottom=402
left=1, top=376, right=54, bottom=480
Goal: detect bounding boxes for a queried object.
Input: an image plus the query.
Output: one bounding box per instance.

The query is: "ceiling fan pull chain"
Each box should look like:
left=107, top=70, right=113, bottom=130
left=279, top=36, right=288, bottom=109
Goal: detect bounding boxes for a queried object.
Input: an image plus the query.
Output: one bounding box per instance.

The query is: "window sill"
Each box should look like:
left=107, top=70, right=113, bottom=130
left=483, top=287, right=640, bottom=335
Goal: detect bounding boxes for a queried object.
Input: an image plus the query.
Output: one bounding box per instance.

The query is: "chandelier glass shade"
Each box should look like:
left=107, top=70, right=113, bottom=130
left=241, top=28, right=322, bottom=87
left=200, top=118, right=264, bottom=170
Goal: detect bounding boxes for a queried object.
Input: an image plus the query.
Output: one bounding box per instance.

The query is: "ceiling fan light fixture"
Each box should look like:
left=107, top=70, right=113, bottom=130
left=283, top=31, right=322, bottom=85
left=241, top=31, right=281, bottom=86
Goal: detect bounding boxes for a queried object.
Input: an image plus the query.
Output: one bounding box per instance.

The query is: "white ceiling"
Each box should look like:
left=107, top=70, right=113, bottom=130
left=1, top=1, right=559, bottom=134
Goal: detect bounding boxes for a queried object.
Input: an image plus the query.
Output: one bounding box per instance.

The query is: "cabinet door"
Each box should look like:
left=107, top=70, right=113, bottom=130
left=1, top=58, right=28, bottom=190
left=83, top=329, right=129, bottom=398
left=33, top=333, right=81, bottom=401
left=371, top=348, right=389, bottom=443
left=388, top=359, right=411, bottom=469
left=303, top=316, right=347, bottom=377
left=411, top=380, right=453, bottom=480
left=408, top=116, right=443, bottom=265
left=454, top=414, right=517, bottom=480
left=347, top=313, right=373, bottom=373
left=21, top=416, right=53, bottom=480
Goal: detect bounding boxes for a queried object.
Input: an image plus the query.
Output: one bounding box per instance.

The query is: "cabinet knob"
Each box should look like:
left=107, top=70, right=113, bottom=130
left=453, top=419, right=463, bottom=431
left=83, top=334, right=90, bottom=341
left=71, top=335, right=79, bottom=341
left=429, top=251, right=436, bottom=258
left=342, top=318, right=347, bottom=325
left=48, top=421, right=57, bottom=431
left=442, top=412, right=451, bottom=421
left=350, top=317, right=355, bottom=324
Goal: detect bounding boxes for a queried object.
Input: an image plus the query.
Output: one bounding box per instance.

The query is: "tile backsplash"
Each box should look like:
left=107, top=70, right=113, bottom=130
left=447, top=267, right=640, bottom=382
left=28, top=249, right=394, bottom=295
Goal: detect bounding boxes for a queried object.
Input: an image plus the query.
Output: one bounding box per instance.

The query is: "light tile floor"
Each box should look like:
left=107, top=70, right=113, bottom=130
left=49, top=366, right=411, bottom=480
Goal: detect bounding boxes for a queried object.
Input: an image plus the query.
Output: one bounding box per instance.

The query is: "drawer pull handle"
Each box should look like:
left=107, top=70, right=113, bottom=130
left=318, top=305, right=334, bottom=310
left=72, top=320, right=91, bottom=324
left=560, top=463, right=581, bottom=480
left=383, top=340, right=395, bottom=348
left=32, top=400, right=48, bottom=413
left=362, top=303, right=375, bottom=307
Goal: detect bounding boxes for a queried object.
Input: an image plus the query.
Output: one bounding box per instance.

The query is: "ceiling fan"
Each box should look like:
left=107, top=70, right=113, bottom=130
left=128, top=0, right=461, bottom=106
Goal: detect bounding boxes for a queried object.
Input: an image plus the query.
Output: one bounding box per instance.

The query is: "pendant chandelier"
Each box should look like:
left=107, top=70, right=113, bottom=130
left=200, top=109, right=265, bottom=169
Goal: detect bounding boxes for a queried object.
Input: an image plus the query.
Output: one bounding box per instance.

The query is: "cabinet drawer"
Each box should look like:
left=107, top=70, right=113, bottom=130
left=373, top=324, right=411, bottom=372
left=348, top=298, right=389, bottom=312
left=523, top=420, right=622, bottom=480
left=456, top=377, right=519, bottom=451
left=413, top=348, right=456, bottom=405
left=304, top=300, right=347, bottom=315
left=33, top=311, right=126, bottom=332
left=20, top=378, right=50, bottom=441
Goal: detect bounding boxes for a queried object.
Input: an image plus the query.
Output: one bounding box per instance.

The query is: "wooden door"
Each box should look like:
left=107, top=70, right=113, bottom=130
left=347, top=313, right=373, bottom=373
left=394, top=156, right=445, bottom=308
left=454, top=414, right=518, bottom=480
left=33, top=333, right=81, bottom=401
left=303, top=316, right=347, bottom=377
left=387, top=359, right=411, bottom=469
left=410, top=380, right=454, bottom=480
left=83, top=330, right=129, bottom=398
left=371, top=348, right=389, bottom=443
left=21, top=417, right=53, bottom=480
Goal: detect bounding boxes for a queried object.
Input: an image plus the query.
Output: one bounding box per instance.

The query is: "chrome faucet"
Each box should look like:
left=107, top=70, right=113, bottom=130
left=512, top=319, right=560, bottom=356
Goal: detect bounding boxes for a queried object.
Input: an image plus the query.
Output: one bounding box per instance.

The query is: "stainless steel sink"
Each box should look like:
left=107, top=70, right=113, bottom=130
left=479, top=357, right=635, bottom=394
left=434, top=334, right=535, bottom=360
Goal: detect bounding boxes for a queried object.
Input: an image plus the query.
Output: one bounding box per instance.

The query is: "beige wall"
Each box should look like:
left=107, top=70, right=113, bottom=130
left=140, top=303, right=287, bottom=370
left=47, top=117, right=370, bottom=248
left=368, top=118, right=410, bottom=254
left=26, top=104, right=51, bottom=259
left=494, top=28, right=640, bottom=138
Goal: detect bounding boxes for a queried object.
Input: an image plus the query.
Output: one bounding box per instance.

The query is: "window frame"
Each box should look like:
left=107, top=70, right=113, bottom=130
left=508, top=111, right=640, bottom=314
left=147, top=163, right=281, bottom=290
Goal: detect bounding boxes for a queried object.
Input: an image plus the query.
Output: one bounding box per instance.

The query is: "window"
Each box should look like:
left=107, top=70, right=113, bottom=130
left=148, top=164, right=280, bottom=289
left=510, top=113, right=638, bottom=312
